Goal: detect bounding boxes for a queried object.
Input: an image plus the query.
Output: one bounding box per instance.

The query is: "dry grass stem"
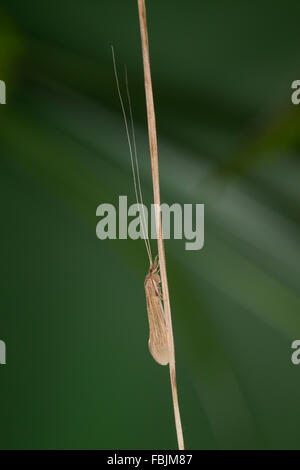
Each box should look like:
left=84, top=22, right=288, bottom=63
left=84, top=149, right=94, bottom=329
left=137, top=0, right=185, bottom=450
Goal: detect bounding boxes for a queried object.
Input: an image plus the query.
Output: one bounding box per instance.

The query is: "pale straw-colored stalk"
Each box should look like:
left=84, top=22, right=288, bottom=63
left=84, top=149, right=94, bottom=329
left=137, top=0, right=185, bottom=450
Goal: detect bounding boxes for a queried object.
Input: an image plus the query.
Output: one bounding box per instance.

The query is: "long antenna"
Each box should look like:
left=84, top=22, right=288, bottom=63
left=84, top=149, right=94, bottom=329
left=124, top=66, right=153, bottom=264
left=111, top=46, right=152, bottom=265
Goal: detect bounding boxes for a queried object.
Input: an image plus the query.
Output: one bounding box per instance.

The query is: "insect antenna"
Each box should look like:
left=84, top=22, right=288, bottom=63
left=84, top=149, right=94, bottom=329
left=124, top=65, right=153, bottom=264
left=111, top=46, right=152, bottom=265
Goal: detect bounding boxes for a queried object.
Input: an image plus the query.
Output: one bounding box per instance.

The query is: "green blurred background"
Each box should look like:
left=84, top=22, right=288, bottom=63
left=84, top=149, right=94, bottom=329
left=1, top=0, right=300, bottom=450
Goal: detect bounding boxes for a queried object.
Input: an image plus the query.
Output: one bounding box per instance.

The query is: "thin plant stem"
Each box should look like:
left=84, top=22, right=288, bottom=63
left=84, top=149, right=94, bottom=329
left=137, top=0, right=185, bottom=450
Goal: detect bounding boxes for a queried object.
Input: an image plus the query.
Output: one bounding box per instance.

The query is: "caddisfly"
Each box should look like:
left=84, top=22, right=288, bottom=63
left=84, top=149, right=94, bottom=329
left=112, top=46, right=169, bottom=365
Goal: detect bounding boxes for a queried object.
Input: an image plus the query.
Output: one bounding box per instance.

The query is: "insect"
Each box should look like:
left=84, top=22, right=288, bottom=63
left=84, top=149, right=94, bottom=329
left=112, top=47, right=169, bottom=366
left=144, top=255, right=169, bottom=365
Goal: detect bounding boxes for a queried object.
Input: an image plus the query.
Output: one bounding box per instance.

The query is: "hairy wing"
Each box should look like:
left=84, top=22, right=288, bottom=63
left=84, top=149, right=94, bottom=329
left=145, top=276, right=169, bottom=366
